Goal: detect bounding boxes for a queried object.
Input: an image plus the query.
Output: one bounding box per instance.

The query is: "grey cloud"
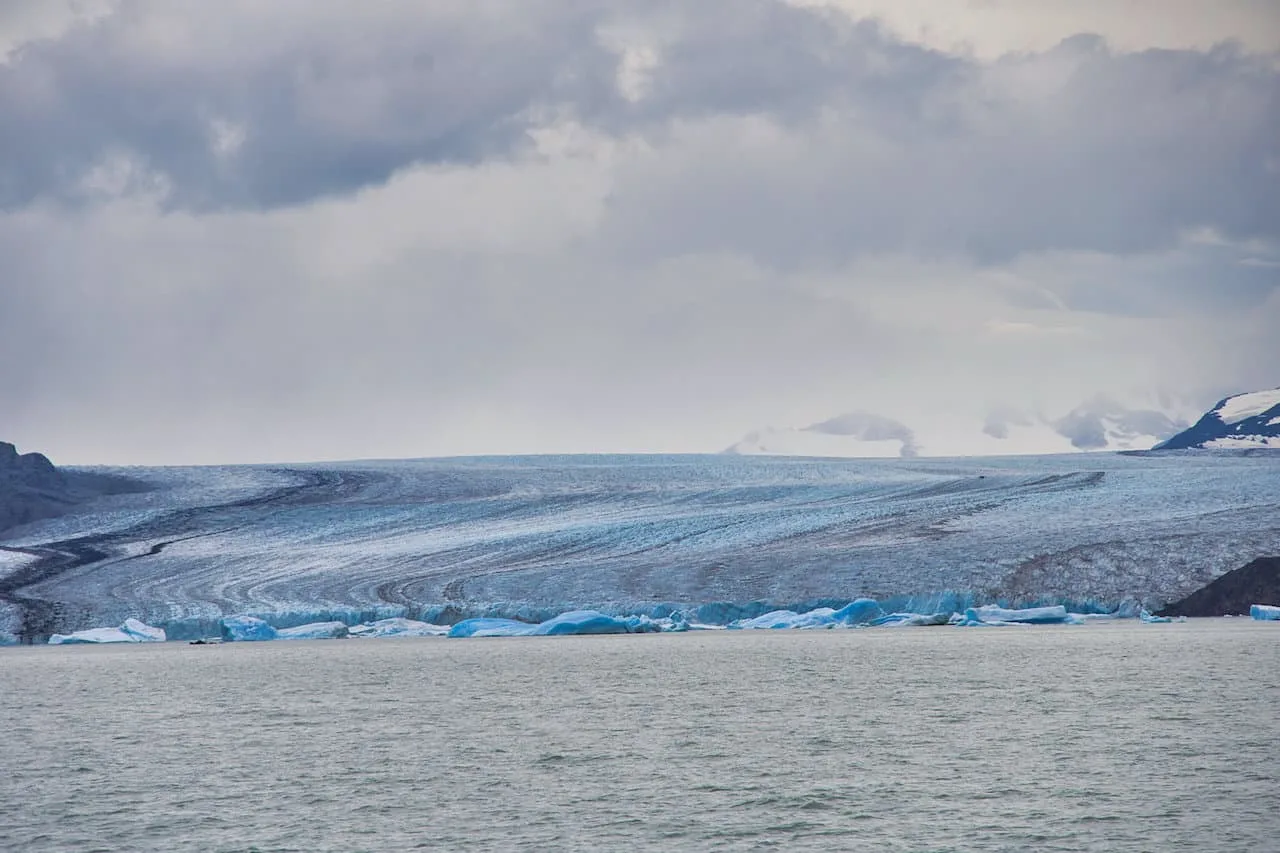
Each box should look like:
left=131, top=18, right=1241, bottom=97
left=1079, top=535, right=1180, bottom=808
left=601, top=32, right=1280, bottom=267
left=804, top=411, right=919, bottom=457
left=0, top=1, right=618, bottom=210
left=0, top=0, right=1275, bottom=272
left=982, top=405, right=1036, bottom=440
left=1052, top=396, right=1186, bottom=449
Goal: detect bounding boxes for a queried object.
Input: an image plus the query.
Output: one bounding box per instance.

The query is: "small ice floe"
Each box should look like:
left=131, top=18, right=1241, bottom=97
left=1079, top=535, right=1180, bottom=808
left=48, top=618, right=166, bottom=645
left=1139, top=609, right=1174, bottom=623
left=1250, top=604, right=1280, bottom=621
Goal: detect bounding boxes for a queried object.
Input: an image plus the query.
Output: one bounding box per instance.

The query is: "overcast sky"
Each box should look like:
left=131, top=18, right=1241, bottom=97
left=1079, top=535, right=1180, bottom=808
left=2, top=0, right=1278, bottom=464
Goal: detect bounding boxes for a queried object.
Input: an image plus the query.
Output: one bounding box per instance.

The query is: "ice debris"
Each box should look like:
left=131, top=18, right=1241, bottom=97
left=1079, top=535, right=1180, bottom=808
left=48, top=618, right=166, bottom=645
left=1251, top=604, right=1280, bottom=621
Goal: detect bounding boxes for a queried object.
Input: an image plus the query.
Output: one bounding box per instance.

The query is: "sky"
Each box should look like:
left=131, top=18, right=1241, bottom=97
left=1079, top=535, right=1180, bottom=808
left=1, top=0, right=1278, bottom=465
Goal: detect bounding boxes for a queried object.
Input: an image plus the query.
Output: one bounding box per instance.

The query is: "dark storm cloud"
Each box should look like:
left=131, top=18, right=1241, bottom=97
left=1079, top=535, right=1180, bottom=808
left=0, top=1, right=618, bottom=209
left=0, top=2, right=1275, bottom=266
left=603, top=34, right=1280, bottom=266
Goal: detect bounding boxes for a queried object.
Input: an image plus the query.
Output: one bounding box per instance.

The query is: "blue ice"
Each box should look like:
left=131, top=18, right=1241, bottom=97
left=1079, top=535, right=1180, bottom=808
left=870, top=612, right=952, bottom=627
left=531, top=610, right=660, bottom=635
left=48, top=618, right=166, bottom=645
left=962, top=605, right=1070, bottom=626
left=277, top=621, right=349, bottom=640
left=1251, top=604, right=1280, bottom=621
left=447, top=617, right=538, bottom=638
left=348, top=617, right=450, bottom=638
left=219, top=615, right=279, bottom=641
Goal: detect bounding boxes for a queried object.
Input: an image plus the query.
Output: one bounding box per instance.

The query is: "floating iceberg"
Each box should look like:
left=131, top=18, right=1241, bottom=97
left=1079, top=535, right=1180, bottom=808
left=447, top=617, right=538, bottom=638
left=49, top=618, right=166, bottom=645
left=871, top=612, right=952, bottom=627
left=832, top=598, right=884, bottom=625
left=219, top=615, right=279, bottom=642
left=1139, top=609, right=1173, bottom=624
left=729, top=608, right=838, bottom=630
left=1251, top=604, right=1280, bottom=621
left=964, top=605, right=1070, bottom=625
left=277, top=621, right=349, bottom=640
left=448, top=610, right=661, bottom=638
left=530, top=610, right=659, bottom=636
left=348, top=617, right=449, bottom=638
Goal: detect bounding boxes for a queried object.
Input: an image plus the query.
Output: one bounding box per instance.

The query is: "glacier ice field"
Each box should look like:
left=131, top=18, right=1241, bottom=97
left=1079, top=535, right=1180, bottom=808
left=1, top=452, right=1278, bottom=642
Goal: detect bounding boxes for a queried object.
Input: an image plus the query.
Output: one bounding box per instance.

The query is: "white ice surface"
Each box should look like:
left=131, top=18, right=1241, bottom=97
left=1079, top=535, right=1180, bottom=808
left=48, top=618, right=166, bottom=644
left=276, top=621, right=349, bottom=640
left=1203, top=436, right=1274, bottom=449
left=964, top=605, right=1069, bottom=625
left=1216, top=389, right=1280, bottom=424
left=348, top=618, right=449, bottom=638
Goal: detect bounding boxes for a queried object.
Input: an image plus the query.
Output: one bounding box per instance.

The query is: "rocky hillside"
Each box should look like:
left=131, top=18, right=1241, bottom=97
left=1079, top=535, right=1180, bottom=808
left=1157, top=557, right=1280, bottom=617
left=0, top=442, right=143, bottom=534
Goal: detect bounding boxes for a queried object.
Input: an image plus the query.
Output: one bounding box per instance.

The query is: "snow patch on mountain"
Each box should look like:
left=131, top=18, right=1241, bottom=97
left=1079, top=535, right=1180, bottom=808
left=1217, top=389, right=1280, bottom=425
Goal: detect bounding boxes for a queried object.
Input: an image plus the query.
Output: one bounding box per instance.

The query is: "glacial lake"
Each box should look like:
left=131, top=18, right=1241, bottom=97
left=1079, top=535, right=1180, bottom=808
left=2, top=619, right=1277, bottom=852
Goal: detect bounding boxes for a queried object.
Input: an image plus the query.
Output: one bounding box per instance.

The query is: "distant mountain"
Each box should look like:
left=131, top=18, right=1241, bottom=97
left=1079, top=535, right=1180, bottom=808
left=1154, top=388, right=1280, bottom=450
left=724, top=397, right=1187, bottom=459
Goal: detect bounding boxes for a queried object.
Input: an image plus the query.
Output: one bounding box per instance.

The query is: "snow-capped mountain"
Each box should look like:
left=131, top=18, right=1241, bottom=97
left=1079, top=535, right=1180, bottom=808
left=1154, top=388, right=1280, bottom=450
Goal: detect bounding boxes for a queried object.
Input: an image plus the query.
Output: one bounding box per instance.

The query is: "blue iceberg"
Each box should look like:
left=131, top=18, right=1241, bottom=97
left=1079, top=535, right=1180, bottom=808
left=348, top=617, right=449, bottom=638
left=447, top=617, right=538, bottom=638
left=832, top=598, right=884, bottom=625
left=449, top=610, right=662, bottom=638
left=962, top=605, right=1070, bottom=625
left=1251, top=604, right=1280, bottom=621
left=219, top=615, right=279, bottom=642
left=870, top=612, right=952, bottom=627
left=276, top=621, right=349, bottom=640
left=48, top=618, right=166, bottom=645
left=729, top=608, right=840, bottom=630
left=531, top=610, right=654, bottom=636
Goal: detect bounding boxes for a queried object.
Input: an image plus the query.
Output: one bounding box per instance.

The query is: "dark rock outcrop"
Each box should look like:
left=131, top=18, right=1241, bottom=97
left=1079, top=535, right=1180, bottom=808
left=1157, top=557, right=1280, bottom=617
left=0, top=441, right=144, bottom=535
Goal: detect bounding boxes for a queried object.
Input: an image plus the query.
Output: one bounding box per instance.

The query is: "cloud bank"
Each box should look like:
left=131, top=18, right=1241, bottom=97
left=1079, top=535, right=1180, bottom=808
left=1, top=1, right=1277, bottom=463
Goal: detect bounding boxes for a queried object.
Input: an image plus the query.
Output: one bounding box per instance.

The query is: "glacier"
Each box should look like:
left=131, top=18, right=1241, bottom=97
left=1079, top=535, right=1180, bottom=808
left=2, top=453, right=1278, bottom=643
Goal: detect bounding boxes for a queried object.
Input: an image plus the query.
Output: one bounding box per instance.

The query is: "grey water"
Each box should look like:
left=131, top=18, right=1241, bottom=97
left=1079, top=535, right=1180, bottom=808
left=2, top=621, right=1277, bottom=852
